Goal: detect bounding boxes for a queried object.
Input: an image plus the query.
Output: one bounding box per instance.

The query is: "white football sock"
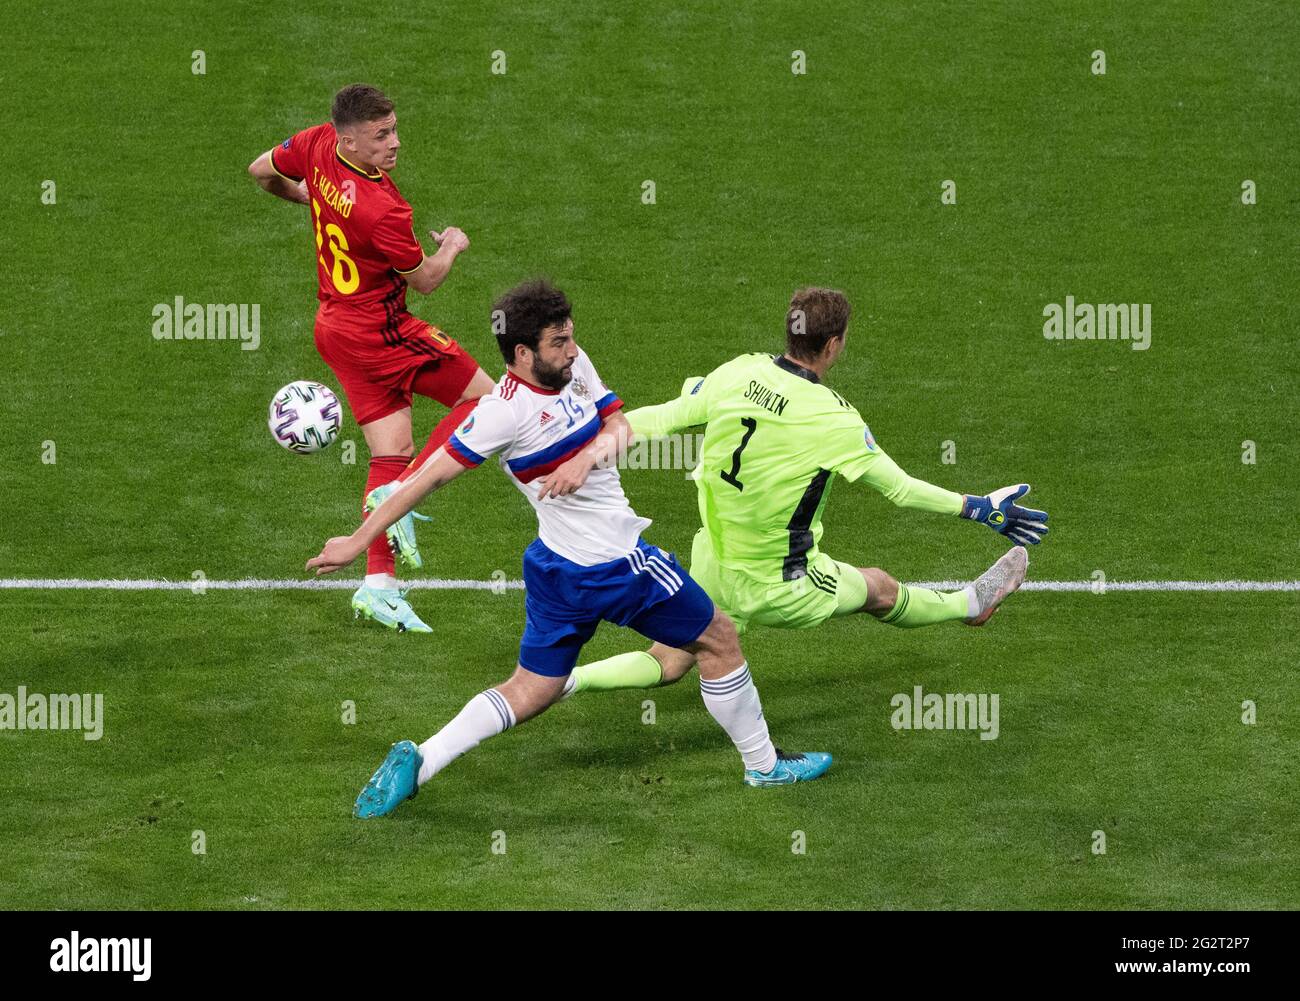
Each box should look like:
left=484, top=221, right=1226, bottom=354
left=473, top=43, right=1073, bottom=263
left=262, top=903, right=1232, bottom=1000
left=365, top=573, right=400, bottom=590
left=963, top=584, right=980, bottom=619
left=417, top=689, right=515, bottom=785
left=699, top=663, right=777, bottom=774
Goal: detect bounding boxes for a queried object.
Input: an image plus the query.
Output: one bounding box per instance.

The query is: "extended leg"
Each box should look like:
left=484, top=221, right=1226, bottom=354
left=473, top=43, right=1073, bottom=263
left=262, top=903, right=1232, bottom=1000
left=416, top=664, right=565, bottom=784
left=564, top=642, right=696, bottom=697
left=359, top=407, right=415, bottom=582
left=858, top=566, right=970, bottom=628
left=685, top=608, right=831, bottom=786
left=353, top=664, right=565, bottom=818
left=348, top=409, right=433, bottom=633
left=859, top=547, right=1028, bottom=628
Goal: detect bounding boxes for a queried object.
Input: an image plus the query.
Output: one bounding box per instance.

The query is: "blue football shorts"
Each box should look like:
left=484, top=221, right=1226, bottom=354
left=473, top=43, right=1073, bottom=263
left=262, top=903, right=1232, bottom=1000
left=518, top=537, right=716, bottom=677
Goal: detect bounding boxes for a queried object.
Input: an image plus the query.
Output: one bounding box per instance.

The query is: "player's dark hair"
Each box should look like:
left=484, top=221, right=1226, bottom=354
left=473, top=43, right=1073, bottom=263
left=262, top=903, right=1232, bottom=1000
left=492, top=279, right=573, bottom=365
left=785, top=287, right=851, bottom=361
left=331, top=84, right=395, bottom=129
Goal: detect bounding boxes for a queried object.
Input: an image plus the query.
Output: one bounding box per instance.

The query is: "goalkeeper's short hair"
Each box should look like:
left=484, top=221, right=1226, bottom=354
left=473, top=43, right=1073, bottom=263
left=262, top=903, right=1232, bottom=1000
left=786, top=287, right=851, bottom=361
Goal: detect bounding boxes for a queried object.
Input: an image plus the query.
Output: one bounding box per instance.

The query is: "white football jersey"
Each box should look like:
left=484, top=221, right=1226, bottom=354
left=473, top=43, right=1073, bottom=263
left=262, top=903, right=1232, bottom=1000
left=445, top=348, right=651, bottom=566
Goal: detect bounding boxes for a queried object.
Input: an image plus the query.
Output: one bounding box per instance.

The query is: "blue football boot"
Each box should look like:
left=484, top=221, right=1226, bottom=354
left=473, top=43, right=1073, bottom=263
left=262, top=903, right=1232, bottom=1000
left=354, top=740, right=423, bottom=818
left=743, top=748, right=833, bottom=787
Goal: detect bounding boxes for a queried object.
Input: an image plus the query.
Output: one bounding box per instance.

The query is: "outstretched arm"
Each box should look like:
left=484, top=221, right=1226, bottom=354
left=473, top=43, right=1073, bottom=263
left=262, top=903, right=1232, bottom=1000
left=625, top=376, right=709, bottom=439
left=306, top=448, right=469, bottom=574
left=859, top=447, right=965, bottom=514
left=857, top=448, right=1049, bottom=544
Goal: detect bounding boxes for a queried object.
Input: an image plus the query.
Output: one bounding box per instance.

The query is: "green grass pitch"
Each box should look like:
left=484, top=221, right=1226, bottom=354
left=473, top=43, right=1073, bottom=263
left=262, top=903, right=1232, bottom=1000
left=2, top=1, right=1296, bottom=909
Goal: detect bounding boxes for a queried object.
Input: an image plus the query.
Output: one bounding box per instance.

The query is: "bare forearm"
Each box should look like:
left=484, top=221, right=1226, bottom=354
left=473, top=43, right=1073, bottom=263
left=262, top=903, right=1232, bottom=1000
left=248, top=150, right=308, bottom=204
left=353, top=452, right=455, bottom=547
left=588, top=414, right=633, bottom=469
left=537, top=413, right=633, bottom=499
left=308, top=449, right=468, bottom=574
left=411, top=243, right=460, bottom=294
left=259, top=174, right=308, bottom=204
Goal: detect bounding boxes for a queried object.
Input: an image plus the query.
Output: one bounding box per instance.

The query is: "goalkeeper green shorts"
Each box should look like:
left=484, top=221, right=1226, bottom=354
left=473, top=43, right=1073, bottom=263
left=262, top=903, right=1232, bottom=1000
left=687, top=530, right=868, bottom=635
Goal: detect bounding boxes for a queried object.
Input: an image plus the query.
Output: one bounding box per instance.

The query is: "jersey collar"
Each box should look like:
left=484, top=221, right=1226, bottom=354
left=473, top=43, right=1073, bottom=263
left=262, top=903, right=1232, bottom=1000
left=504, top=368, right=562, bottom=396
left=334, top=146, right=384, bottom=182
left=774, top=354, right=820, bottom=384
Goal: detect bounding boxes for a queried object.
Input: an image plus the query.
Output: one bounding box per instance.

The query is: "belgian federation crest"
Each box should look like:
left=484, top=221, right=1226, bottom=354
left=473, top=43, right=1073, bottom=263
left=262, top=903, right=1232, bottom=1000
left=571, top=376, right=591, bottom=400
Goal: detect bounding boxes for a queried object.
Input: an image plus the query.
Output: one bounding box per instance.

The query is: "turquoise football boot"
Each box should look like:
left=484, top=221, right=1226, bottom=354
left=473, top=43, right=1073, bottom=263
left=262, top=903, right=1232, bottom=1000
left=743, top=748, right=833, bottom=787
left=364, top=481, right=431, bottom=571
left=351, top=585, right=433, bottom=634
left=354, top=740, right=422, bottom=818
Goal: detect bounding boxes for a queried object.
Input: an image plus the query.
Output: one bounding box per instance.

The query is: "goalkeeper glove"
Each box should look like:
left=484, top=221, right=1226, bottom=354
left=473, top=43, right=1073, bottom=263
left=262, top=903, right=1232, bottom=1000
left=961, top=483, right=1049, bottom=545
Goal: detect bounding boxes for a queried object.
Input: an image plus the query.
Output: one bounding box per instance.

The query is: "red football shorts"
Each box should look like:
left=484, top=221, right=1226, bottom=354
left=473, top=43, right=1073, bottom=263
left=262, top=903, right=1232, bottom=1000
left=314, top=309, right=481, bottom=426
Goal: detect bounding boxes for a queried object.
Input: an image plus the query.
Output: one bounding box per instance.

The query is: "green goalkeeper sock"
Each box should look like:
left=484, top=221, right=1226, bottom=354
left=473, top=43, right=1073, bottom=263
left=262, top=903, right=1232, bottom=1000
left=879, top=583, right=969, bottom=628
left=571, top=651, right=664, bottom=694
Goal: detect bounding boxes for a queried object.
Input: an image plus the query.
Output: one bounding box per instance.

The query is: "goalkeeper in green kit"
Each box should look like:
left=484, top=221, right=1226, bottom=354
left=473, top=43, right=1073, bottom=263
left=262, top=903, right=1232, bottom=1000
left=558, top=287, right=1049, bottom=697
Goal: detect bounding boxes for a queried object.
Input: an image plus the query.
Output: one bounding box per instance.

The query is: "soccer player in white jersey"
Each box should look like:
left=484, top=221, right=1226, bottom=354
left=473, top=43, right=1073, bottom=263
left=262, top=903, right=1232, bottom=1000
left=308, top=280, right=833, bottom=816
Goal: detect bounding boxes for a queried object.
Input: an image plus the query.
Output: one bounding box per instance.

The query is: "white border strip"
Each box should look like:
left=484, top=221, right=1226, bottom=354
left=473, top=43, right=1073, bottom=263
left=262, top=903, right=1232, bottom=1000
left=0, top=578, right=1297, bottom=592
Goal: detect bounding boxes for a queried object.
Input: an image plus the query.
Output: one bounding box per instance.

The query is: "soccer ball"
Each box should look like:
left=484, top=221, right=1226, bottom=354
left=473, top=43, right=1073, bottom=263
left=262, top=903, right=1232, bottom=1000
left=268, top=380, right=342, bottom=454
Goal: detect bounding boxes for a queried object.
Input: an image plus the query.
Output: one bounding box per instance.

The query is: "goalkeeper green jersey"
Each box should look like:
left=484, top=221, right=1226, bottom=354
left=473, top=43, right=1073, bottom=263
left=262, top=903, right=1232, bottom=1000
left=626, top=353, right=964, bottom=584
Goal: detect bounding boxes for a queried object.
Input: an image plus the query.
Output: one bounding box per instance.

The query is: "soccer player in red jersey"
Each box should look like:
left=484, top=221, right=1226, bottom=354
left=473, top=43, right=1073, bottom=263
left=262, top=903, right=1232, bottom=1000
left=249, top=83, right=494, bottom=633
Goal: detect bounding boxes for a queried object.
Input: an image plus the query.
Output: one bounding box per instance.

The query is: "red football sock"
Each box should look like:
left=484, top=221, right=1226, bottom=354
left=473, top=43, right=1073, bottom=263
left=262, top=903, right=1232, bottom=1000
left=364, top=454, right=409, bottom=576
left=397, top=399, right=479, bottom=482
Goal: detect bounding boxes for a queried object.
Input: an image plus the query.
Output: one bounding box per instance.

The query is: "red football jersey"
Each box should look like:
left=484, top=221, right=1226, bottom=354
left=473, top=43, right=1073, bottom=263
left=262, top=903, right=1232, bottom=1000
left=270, top=122, right=425, bottom=323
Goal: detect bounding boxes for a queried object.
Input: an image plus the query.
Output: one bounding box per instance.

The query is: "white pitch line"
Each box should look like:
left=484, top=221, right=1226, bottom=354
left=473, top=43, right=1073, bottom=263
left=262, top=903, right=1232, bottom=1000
left=0, top=577, right=523, bottom=591
left=0, top=578, right=1298, bottom=592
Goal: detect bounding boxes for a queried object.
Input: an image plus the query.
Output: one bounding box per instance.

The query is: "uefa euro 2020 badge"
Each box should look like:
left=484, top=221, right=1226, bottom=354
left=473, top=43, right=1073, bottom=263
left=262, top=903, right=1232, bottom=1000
left=863, top=425, right=876, bottom=451
left=571, top=376, right=591, bottom=400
